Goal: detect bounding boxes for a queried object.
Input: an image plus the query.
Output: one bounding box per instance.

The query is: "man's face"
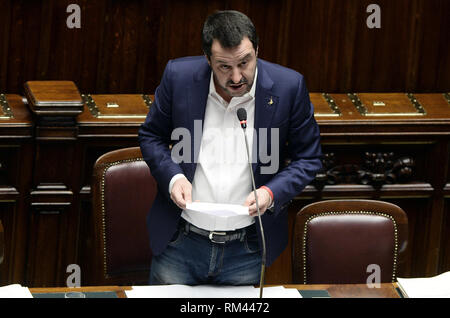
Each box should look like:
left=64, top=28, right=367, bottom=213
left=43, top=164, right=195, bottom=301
left=207, top=37, right=258, bottom=102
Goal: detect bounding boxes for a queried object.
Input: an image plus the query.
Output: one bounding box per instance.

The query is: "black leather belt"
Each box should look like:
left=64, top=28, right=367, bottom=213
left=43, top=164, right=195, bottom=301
left=182, top=220, right=249, bottom=244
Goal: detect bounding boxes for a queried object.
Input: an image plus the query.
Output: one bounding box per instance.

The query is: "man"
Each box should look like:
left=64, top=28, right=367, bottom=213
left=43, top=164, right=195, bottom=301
left=139, top=10, right=322, bottom=285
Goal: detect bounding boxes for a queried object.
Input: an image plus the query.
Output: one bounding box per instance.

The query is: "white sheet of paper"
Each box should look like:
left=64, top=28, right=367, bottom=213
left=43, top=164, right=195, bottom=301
left=185, top=202, right=251, bottom=229
left=125, top=285, right=301, bottom=298
left=397, top=271, right=450, bottom=298
left=186, top=202, right=249, bottom=217
left=0, top=284, right=33, bottom=298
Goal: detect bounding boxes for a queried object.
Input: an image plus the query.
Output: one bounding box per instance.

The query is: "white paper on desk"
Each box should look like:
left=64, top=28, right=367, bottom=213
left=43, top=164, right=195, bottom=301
left=125, top=285, right=301, bottom=298
left=397, top=271, right=450, bottom=298
left=0, top=284, right=33, bottom=298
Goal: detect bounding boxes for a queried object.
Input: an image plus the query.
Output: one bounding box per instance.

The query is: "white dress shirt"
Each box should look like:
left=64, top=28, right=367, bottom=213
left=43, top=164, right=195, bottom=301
left=170, top=68, right=258, bottom=231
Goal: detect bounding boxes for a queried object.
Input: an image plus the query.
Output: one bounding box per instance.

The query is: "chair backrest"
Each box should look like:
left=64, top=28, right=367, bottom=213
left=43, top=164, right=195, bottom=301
left=91, top=147, right=157, bottom=285
left=292, top=199, right=408, bottom=284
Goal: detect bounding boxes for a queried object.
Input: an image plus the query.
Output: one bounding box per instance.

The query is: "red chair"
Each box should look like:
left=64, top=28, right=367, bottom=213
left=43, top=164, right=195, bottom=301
left=292, top=199, right=408, bottom=284
left=91, top=147, right=157, bottom=285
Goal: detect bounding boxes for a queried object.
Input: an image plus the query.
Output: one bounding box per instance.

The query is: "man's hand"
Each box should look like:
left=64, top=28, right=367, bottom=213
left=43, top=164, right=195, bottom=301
left=244, top=188, right=272, bottom=217
left=170, top=177, right=192, bottom=209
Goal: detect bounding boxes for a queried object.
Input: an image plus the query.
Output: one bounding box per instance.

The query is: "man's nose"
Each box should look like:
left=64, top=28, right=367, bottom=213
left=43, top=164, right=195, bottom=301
left=230, top=67, right=242, bottom=84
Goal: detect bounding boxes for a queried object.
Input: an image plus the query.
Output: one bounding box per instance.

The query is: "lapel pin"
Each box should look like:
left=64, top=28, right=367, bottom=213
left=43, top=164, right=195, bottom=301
left=268, top=97, right=274, bottom=106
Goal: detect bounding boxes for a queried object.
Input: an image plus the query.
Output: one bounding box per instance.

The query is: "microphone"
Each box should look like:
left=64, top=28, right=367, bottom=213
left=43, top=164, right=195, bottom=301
left=236, top=108, right=267, bottom=298
left=237, top=108, right=247, bottom=129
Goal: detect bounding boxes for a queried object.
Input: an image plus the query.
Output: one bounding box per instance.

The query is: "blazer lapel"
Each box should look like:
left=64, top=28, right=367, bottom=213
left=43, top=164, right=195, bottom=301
left=253, top=60, right=278, bottom=176
left=186, top=61, right=211, bottom=181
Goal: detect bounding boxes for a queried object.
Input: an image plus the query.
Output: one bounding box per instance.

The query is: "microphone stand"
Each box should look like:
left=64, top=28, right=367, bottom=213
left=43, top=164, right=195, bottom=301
left=241, top=128, right=267, bottom=299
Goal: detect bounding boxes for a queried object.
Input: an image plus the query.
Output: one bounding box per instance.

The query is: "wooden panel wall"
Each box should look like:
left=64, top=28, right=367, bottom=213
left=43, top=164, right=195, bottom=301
left=0, top=0, right=449, bottom=95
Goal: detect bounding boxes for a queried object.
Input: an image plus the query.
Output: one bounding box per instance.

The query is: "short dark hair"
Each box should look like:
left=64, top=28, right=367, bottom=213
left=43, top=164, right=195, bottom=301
left=202, top=10, right=258, bottom=58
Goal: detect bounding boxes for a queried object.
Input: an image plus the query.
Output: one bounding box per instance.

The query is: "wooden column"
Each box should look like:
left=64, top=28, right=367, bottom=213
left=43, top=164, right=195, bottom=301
left=0, top=93, right=33, bottom=285
left=23, top=81, right=84, bottom=287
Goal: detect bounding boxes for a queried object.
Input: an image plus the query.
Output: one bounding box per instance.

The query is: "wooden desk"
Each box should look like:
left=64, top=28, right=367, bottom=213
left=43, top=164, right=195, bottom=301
left=30, top=285, right=132, bottom=299
left=29, top=283, right=401, bottom=298
left=295, top=283, right=401, bottom=298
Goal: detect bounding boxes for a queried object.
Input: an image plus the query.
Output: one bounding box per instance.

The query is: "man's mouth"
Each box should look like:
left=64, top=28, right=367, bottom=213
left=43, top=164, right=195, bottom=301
left=228, top=82, right=246, bottom=91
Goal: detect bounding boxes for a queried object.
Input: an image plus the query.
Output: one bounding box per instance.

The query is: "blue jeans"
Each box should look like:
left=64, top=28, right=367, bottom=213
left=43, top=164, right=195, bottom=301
left=149, top=222, right=262, bottom=285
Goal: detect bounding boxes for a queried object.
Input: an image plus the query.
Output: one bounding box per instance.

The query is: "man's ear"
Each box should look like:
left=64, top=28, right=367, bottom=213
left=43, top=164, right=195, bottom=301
left=255, top=47, right=259, bottom=58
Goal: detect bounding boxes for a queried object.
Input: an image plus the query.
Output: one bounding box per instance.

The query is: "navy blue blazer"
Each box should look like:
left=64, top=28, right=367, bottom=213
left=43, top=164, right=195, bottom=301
left=138, top=56, right=322, bottom=266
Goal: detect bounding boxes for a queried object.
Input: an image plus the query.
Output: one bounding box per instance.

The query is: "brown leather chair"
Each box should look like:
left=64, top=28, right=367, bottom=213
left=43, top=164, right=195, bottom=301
left=292, top=199, right=408, bottom=284
left=91, top=147, right=157, bottom=285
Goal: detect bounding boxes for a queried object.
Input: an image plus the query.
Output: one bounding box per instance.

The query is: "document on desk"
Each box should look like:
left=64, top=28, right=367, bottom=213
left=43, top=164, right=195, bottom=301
left=0, top=284, right=33, bottom=298
left=125, top=285, right=302, bottom=298
left=397, top=271, right=450, bottom=298
left=185, top=202, right=251, bottom=229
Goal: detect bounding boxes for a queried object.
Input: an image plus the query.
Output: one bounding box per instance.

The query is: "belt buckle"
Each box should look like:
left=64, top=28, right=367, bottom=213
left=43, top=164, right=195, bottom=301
left=209, top=231, right=227, bottom=244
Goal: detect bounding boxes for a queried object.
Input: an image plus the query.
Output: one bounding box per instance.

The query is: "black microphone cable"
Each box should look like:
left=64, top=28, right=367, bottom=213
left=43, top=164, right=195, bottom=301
left=237, top=108, right=267, bottom=298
